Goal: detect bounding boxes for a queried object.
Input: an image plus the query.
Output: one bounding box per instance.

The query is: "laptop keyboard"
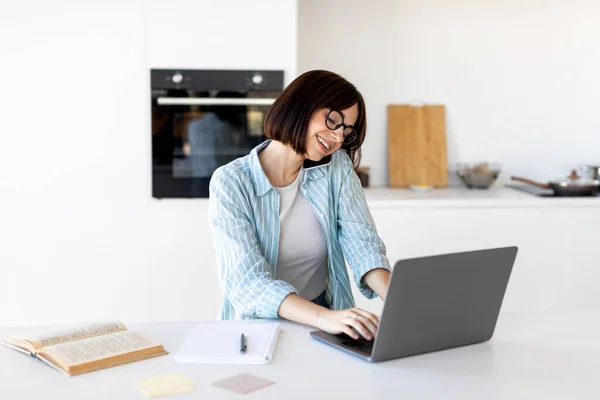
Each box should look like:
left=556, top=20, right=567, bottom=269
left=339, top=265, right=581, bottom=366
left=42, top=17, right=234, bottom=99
left=340, top=337, right=374, bottom=354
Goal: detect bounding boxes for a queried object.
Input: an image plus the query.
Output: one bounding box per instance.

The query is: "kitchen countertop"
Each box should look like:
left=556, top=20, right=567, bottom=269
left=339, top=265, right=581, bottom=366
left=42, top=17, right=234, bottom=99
left=363, top=185, right=600, bottom=209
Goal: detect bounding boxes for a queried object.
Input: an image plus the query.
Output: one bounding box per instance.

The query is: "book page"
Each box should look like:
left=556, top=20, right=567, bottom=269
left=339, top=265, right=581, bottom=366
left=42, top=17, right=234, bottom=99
left=41, top=330, right=161, bottom=367
left=16, top=322, right=126, bottom=350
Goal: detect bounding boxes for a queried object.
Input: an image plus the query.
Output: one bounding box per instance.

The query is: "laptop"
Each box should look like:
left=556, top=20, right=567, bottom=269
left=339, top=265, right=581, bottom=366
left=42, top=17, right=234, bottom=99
left=310, top=246, right=518, bottom=362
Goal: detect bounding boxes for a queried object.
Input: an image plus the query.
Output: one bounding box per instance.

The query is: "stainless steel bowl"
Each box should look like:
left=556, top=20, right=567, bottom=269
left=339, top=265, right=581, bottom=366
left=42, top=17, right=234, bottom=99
left=456, top=163, right=501, bottom=189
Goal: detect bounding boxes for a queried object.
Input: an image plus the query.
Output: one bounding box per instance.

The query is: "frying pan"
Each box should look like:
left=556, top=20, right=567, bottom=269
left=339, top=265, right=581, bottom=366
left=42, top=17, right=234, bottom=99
left=511, top=170, right=600, bottom=197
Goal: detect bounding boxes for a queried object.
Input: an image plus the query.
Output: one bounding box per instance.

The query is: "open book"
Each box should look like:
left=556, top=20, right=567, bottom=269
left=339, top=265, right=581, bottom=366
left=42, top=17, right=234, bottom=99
left=2, top=322, right=168, bottom=376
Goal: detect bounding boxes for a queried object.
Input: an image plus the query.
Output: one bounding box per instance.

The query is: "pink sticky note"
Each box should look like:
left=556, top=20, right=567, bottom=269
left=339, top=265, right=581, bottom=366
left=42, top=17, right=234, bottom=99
left=211, top=373, right=275, bottom=395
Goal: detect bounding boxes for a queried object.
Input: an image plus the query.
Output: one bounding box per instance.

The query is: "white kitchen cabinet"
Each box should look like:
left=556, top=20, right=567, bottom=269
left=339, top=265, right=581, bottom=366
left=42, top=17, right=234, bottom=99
left=351, top=187, right=600, bottom=315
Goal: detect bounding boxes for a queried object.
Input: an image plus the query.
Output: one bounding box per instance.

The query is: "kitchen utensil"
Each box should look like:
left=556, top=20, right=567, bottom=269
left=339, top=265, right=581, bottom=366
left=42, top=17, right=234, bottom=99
left=388, top=104, right=448, bottom=188
left=511, top=170, right=600, bottom=196
left=456, top=162, right=501, bottom=189
left=580, top=165, right=600, bottom=181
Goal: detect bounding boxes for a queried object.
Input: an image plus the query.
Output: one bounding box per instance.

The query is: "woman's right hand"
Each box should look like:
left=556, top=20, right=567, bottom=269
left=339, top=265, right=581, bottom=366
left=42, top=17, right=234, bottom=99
left=316, top=308, right=379, bottom=340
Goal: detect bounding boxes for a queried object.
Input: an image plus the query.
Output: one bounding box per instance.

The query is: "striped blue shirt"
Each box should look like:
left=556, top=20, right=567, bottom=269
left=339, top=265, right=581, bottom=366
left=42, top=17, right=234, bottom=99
left=208, top=140, right=391, bottom=320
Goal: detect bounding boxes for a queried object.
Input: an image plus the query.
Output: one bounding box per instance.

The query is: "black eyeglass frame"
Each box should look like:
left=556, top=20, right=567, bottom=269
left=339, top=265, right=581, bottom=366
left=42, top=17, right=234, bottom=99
left=325, top=108, right=358, bottom=144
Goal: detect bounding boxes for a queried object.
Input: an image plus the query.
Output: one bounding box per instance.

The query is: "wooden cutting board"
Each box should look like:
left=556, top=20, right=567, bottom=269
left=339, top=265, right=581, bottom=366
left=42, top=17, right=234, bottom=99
left=387, top=104, right=448, bottom=187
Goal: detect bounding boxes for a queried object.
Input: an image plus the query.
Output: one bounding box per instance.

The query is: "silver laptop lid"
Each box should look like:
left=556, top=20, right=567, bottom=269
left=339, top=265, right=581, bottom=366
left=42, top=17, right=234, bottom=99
left=370, top=246, right=517, bottom=362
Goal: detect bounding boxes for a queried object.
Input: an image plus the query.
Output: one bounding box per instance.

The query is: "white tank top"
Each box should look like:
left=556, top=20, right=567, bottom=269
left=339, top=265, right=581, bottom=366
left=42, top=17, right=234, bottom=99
left=273, top=167, right=328, bottom=301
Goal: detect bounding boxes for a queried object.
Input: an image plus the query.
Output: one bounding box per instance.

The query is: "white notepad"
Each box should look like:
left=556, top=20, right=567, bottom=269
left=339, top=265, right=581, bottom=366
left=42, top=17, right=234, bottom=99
left=174, top=321, right=281, bottom=364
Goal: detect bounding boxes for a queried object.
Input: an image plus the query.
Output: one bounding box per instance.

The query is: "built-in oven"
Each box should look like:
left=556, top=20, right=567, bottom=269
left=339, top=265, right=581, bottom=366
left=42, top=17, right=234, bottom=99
left=151, top=69, right=284, bottom=198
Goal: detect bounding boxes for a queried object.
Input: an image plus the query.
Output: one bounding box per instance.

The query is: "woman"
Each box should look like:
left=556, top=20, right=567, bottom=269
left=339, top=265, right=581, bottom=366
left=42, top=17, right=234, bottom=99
left=208, top=70, right=392, bottom=341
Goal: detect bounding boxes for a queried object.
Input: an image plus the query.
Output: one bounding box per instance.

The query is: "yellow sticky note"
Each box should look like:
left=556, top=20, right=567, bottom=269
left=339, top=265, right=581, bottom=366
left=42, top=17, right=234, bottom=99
left=136, top=373, right=196, bottom=398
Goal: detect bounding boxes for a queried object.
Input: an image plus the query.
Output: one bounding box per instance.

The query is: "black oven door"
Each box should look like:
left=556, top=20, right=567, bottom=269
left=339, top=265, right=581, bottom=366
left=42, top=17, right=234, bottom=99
left=152, top=92, right=281, bottom=198
left=151, top=69, right=283, bottom=199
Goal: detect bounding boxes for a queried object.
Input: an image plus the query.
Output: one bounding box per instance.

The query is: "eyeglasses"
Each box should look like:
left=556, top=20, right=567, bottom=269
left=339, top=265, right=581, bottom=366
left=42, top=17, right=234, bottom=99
left=325, top=108, right=358, bottom=145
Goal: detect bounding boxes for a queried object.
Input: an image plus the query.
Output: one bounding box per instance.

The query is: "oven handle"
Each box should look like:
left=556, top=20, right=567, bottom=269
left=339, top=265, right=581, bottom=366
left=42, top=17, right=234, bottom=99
left=156, top=97, right=276, bottom=106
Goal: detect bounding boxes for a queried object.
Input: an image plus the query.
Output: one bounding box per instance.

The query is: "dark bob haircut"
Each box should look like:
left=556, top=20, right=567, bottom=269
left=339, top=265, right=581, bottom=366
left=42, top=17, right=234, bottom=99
left=263, top=70, right=366, bottom=169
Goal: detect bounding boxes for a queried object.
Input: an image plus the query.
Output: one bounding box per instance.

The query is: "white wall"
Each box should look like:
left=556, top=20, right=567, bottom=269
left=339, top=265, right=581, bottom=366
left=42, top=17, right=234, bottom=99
left=298, top=0, right=600, bottom=186
left=2, top=0, right=598, bottom=327
left=0, top=0, right=297, bottom=326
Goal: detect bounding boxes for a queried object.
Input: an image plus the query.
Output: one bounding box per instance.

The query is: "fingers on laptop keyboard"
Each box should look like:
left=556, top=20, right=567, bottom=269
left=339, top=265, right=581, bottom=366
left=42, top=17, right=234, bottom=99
left=351, top=309, right=379, bottom=338
left=353, top=308, right=379, bottom=328
left=354, top=308, right=379, bottom=327
left=357, top=317, right=377, bottom=339
left=345, top=319, right=373, bottom=341
left=341, top=326, right=360, bottom=340
left=342, top=311, right=374, bottom=340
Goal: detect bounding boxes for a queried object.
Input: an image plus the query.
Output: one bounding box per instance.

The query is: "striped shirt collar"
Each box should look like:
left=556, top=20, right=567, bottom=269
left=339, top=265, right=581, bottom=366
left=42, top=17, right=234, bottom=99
left=249, top=139, right=332, bottom=197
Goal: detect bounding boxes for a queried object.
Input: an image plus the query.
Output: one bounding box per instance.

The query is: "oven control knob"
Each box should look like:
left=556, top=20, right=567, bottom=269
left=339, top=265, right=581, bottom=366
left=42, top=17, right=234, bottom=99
left=172, top=73, right=183, bottom=84
left=252, top=74, right=263, bottom=85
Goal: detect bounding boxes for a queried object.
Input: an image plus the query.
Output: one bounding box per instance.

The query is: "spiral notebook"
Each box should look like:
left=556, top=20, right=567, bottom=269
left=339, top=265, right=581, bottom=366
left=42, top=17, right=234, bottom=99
left=174, top=321, right=281, bottom=364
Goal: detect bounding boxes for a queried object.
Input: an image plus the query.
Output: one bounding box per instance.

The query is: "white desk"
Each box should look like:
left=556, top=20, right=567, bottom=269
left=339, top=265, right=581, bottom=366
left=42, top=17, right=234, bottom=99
left=2, top=310, right=600, bottom=400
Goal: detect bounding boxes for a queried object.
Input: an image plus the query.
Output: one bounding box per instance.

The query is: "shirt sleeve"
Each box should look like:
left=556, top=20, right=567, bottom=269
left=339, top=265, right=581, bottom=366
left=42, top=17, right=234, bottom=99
left=337, top=159, right=392, bottom=300
left=208, top=168, right=297, bottom=319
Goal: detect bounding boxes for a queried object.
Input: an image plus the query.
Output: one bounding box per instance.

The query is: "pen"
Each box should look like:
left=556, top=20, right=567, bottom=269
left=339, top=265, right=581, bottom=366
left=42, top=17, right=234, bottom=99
left=240, top=333, right=247, bottom=354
